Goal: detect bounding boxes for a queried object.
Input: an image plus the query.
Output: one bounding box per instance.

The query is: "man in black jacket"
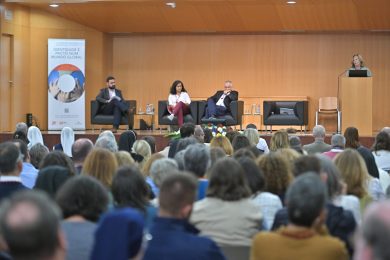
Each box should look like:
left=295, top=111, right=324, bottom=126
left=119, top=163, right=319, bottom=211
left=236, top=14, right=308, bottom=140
left=205, top=80, right=238, bottom=119
left=96, top=76, right=130, bottom=132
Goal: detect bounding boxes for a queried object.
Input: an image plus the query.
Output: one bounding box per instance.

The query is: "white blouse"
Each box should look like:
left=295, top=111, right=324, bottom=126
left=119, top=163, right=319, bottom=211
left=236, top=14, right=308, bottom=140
left=168, top=92, right=191, bottom=107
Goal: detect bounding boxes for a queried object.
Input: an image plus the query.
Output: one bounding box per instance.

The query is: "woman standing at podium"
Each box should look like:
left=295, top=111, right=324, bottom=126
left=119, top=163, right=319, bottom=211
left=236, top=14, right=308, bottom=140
left=167, top=80, right=191, bottom=127
left=346, top=54, right=372, bottom=77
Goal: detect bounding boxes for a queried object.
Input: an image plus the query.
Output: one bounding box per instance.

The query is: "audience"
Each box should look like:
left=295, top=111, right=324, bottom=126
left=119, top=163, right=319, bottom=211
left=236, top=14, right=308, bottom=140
left=303, top=125, right=331, bottom=154
left=117, top=130, right=137, bottom=152
left=71, top=138, right=93, bottom=174
left=372, top=131, right=390, bottom=172
left=209, top=146, right=227, bottom=166
left=143, top=173, right=226, bottom=260
left=15, top=122, right=28, bottom=136
left=29, top=143, right=49, bottom=169
left=34, top=166, right=71, bottom=198
left=132, top=140, right=151, bottom=171
left=190, top=157, right=262, bottom=246
left=53, top=127, right=75, bottom=157
left=142, top=136, right=157, bottom=154
left=114, top=151, right=135, bottom=167
left=210, top=136, right=234, bottom=156
left=27, top=126, right=45, bottom=150
left=269, top=130, right=290, bottom=151
left=194, top=125, right=205, bottom=144
left=56, top=176, right=109, bottom=260
left=323, top=134, right=345, bottom=159
left=95, top=135, right=118, bottom=153
left=12, top=139, right=38, bottom=189
left=40, top=151, right=76, bottom=176
left=168, top=122, right=195, bottom=158
left=231, top=134, right=251, bottom=152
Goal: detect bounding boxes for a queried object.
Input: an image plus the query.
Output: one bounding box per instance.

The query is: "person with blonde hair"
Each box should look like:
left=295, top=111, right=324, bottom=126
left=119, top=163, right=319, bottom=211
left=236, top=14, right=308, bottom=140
left=269, top=130, right=289, bottom=152
left=346, top=54, right=372, bottom=77
left=132, top=140, right=152, bottom=171
left=82, top=148, right=118, bottom=189
left=210, top=136, right=233, bottom=156
left=114, top=151, right=135, bottom=167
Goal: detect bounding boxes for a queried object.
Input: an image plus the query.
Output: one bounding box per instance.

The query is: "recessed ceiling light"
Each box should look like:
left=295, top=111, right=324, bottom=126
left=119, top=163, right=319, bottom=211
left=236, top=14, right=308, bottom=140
left=49, top=3, right=59, bottom=7
left=166, top=2, right=176, bottom=9
left=287, top=1, right=297, bottom=4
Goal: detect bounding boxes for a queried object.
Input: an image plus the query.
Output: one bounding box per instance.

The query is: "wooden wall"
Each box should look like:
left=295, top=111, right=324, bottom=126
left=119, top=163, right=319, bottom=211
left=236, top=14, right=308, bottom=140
left=113, top=34, right=390, bottom=132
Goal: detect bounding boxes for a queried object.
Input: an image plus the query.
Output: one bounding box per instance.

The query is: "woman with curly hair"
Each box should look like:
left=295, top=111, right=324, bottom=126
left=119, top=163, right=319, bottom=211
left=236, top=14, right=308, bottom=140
left=210, top=136, right=234, bottom=156
left=167, top=80, right=191, bottom=127
left=269, top=130, right=290, bottom=152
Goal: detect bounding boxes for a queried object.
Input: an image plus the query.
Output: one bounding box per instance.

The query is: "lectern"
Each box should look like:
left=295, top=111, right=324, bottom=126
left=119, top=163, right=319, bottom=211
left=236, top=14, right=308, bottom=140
left=339, top=77, right=373, bottom=136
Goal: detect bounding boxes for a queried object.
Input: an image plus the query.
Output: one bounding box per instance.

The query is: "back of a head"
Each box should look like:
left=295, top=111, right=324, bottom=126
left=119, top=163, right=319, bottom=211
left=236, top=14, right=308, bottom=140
left=15, top=122, right=28, bottom=135
left=56, top=175, right=109, bottom=222
left=194, top=126, right=205, bottom=143
left=142, top=136, right=156, bottom=154
left=293, top=155, right=321, bottom=177
left=183, top=143, right=210, bottom=178
left=0, top=190, right=62, bottom=260
left=29, top=143, right=49, bottom=169
left=27, top=126, right=43, bottom=148
left=95, top=135, right=118, bottom=153
left=232, top=135, right=251, bottom=151
left=71, top=138, right=93, bottom=163
left=13, top=130, right=29, bottom=145
left=373, top=131, right=390, bottom=152
left=207, top=157, right=250, bottom=201
left=180, top=123, right=195, bottom=138
left=316, top=154, right=343, bottom=199
left=118, top=130, right=137, bottom=153
left=344, top=127, right=360, bottom=149
left=286, top=173, right=326, bottom=227
left=0, top=142, right=22, bottom=175
left=12, top=139, right=28, bottom=163
left=312, top=125, right=326, bottom=139
left=210, top=136, right=233, bottom=156
left=34, top=166, right=71, bottom=198
left=60, top=127, right=75, bottom=157
left=270, top=131, right=290, bottom=151
left=243, top=128, right=259, bottom=146
left=132, top=140, right=151, bottom=161
left=150, top=158, right=179, bottom=187
left=159, top=173, right=198, bottom=216
left=237, top=156, right=265, bottom=194
left=331, top=134, right=346, bottom=148
left=209, top=147, right=226, bottom=166
left=40, top=150, right=76, bottom=176
left=176, top=136, right=199, bottom=154
left=115, top=151, right=135, bottom=167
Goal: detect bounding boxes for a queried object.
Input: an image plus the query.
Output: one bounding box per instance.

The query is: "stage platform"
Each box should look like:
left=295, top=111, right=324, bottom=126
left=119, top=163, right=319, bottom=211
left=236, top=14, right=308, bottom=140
left=0, top=129, right=375, bottom=153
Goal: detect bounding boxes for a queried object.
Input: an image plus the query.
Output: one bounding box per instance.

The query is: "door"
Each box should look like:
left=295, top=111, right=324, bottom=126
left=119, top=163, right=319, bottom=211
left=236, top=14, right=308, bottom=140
left=0, top=34, right=14, bottom=132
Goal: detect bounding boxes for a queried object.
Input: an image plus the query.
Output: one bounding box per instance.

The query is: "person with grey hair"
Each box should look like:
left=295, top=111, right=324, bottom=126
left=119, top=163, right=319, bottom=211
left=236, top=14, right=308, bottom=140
left=173, top=149, right=186, bottom=171
left=95, top=135, right=118, bottom=153
left=15, top=122, right=28, bottom=135
left=150, top=158, right=179, bottom=189
left=303, top=125, right=331, bottom=154
left=244, top=127, right=269, bottom=153
left=354, top=201, right=390, bottom=260
left=252, top=173, right=348, bottom=260
left=176, top=136, right=199, bottom=154
left=0, top=142, right=27, bottom=201
left=323, top=134, right=345, bottom=159
left=194, top=125, right=205, bottom=144
left=184, top=144, right=211, bottom=200
left=0, top=190, right=66, bottom=260
left=29, top=143, right=50, bottom=169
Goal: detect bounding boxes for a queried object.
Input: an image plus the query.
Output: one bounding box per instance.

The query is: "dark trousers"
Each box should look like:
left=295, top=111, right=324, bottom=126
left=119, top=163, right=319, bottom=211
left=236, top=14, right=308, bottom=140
left=101, top=99, right=129, bottom=128
left=206, top=98, right=227, bottom=118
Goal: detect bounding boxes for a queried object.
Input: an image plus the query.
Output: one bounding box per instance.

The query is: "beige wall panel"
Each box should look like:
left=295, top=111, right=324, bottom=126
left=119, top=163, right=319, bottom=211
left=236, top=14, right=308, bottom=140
left=113, top=34, right=390, bottom=132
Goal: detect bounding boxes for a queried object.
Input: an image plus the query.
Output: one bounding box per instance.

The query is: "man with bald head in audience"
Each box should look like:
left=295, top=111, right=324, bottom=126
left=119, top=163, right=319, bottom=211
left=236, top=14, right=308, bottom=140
left=71, top=138, right=94, bottom=174
left=354, top=200, right=390, bottom=260
left=0, top=190, right=66, bottom=260
left=303, top=125, right=331, bottom=154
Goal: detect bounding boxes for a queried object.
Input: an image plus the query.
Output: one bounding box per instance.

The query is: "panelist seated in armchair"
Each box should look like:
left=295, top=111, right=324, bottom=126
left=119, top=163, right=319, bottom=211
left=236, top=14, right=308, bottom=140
left=205, top=80, right=238, bottom=119
left=167, top=80, right=191, bottom=127
left=96, top=76, right=130, bottom=133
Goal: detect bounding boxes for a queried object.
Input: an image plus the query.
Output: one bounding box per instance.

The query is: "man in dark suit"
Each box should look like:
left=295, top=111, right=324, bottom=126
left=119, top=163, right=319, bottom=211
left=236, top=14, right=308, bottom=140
left=205, top=80, right=238, bottom=119
left=96, top=76, right=130, bottom=133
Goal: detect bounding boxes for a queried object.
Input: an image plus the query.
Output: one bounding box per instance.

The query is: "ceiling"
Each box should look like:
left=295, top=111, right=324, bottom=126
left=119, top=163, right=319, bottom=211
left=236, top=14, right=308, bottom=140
left=7, top=0, right=390, bottom=34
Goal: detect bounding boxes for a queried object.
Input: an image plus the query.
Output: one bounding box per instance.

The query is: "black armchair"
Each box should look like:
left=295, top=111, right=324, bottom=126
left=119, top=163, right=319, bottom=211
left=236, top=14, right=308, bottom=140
left=158, top=101, right=198, bottom=126
left=198, top=100, right=244, bottom=128
left=91, top=100, right=136, bottom=130
left=263, top=101, right=308, bottom=132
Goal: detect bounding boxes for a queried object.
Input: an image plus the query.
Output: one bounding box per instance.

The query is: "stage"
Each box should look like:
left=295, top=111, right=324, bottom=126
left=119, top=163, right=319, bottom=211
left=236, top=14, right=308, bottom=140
left=0, top=129, right=376, bottom=152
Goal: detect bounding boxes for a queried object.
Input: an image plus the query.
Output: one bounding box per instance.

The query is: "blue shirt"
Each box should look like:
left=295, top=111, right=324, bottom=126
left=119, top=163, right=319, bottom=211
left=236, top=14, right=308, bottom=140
left=20, top=162, right=38, bottom=189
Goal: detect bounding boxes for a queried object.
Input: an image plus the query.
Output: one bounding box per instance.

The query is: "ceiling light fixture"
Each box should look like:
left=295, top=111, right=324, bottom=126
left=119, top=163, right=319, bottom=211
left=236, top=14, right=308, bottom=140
left=166, top=2, right=176, bottom=9
left=287, top=1, right=296, bottom=4
left=49, top=3, right=59, bottom=8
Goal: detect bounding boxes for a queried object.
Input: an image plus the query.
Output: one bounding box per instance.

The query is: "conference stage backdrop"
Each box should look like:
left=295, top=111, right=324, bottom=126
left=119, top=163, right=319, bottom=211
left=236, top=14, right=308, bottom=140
left=48, top=39, right=85, bottom=130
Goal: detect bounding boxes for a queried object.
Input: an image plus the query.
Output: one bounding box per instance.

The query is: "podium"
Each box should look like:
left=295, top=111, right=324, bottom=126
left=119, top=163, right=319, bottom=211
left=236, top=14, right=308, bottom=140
left=339, top=77, right=373, bottom=136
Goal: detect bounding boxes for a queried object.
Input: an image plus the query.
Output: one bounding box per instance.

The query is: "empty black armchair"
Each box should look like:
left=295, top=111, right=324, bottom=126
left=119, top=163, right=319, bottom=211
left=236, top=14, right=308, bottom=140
left=91, top=100, right=136, bottom=130
left=158, top=101, right=198, bottom=126
left=198, top=100, right=244, bottom=127
left=263, top=101, right=308, bottom=131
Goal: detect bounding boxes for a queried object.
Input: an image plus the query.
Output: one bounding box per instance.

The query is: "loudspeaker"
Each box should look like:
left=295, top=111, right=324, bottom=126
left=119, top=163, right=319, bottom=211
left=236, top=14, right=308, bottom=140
left=26, top=113, right=33, bottom=127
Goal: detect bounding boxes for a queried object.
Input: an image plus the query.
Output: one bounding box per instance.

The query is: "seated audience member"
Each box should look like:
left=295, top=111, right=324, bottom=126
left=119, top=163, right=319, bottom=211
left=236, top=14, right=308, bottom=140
left=232, top=134, right=251, bottom=152
left=0, top=142, right=27, bottom=201
left=53, top=127, right=75, bottom=157
left=303, top=125, right=331, bottom=154
left=34, top=166, right=71, bottom=198
left=117, top=130, right=137, bottom=153
left=56, top=176, right=109, bottom=260
left=95, top=76, right=130, bottom=133
left=256, top=152, right=293, bottom=204
left=143, top=173, right=226, bottom=260
left=91, top=208, right=144, bottom=260
left=0, top=190, right=66, bottom=260
left=12, top=130, right=29, bottom=145
left=245, top=124, right=269, bottom=153
left=111, top=166, right=157, bottom=230
left=142, top=136, right=157, bottom=154
left=150, top=158, right=179, bottom=199
left=194, top=125, right=205, bottom=144
left=190, top=158, right=262, bottom=246
left=174, top=150, right=187, bottom=171
left=372, top=131, right=390, bottom=172
left=225, top=130, right=240, bottom=144
left=95, top=135, right=118, bottom=153
left=175, top=137, right=199, bottom=155
left=143, top=153, right=164, bottom=197
left=205, top=80, right=238, bottom=119
left=168, top=123, right=195, bottom=158
left=40, top=151, right=76, bottom=176
left=289, top=135, right=306, bottom=154
left=251, top=173, right=348, bottom=260
left=354, top=201, right=390, bottom=260
left=184, top=144, right=211, bottom=200
left=277, top=148, right=302, bottom=169
left=27, top=126, right=45, bottom=150
left=12, top=139, right=38, bottom=189
left=114, top=151, right=135, bottom=167
left=203, top=127, right=213, bottom=143
left=167, top=80, right=191, bottom=127
left=292, top=155, right=321, bottom=177
left=132, top=140, right=152, bottom=171
left=323, top=134, right=346, bottom=159
left=238, top=156, right=282, bottom=230
left=15, top=122, right=28, bottom=136
left=209, top=147, right=227, bottom=166
left=269, top=130, right=290, bottom=152
left=335, top=149, right=383, bottom=209
left=29, top=143, right=49, bottom=169
left=71, top=138, right=93, bottom=174
left=82, top=148, right=118, bottom=189
left=210, top=136, right=234, bottom=156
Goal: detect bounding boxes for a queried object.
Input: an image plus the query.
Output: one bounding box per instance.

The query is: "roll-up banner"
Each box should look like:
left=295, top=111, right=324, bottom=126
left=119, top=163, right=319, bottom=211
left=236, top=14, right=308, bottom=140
left=48, top=39, right=85, bottom=130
